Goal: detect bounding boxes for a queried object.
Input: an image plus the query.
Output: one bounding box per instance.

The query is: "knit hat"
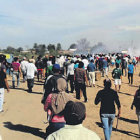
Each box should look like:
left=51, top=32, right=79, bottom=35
left=64, top=101, right=86, bottom=124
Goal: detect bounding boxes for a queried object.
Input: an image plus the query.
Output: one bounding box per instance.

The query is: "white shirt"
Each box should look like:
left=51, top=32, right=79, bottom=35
left=46, top=124, right=100, bottom=140
left=25, top=63, right=37, bottom=79
left=67, top=63, right=74, bottom=76
left=56, top=57, right=65, bottom=68
left=82, top=59, right=89, bottom=70
left=21, top=60, right=29, bottom=71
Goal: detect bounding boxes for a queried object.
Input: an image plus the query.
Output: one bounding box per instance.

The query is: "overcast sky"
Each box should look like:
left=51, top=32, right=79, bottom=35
left=0, top=0, right=140, bottom=50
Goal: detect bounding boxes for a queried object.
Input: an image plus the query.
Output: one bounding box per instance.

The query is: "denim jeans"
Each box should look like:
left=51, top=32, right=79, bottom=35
left=101, top=114, right=115, bottom=140
left=12, top=71, right=20, bottom=87
left=0, top=88, right=4, bottom=112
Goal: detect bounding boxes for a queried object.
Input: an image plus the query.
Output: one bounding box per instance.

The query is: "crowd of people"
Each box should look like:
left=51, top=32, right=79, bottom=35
left=0, top=53, right=140, bottom=140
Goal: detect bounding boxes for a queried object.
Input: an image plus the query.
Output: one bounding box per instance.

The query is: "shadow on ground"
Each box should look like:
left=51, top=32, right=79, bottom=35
left=3, top=122, right=45, bottom=139
left=96, top=122, right=140, bottom=139
left=13, top=88, right=43, bottom=94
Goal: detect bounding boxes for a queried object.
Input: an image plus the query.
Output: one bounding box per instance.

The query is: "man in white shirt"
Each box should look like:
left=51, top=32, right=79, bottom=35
left=67, top=60, right=75, bottom=93
left=46, top=101, right=100, bottom=140
left=82, top=56, right=89, bottom=70
left=25, top=59, right=37, bottom=93
left=21, top=57, right=28, bottom=82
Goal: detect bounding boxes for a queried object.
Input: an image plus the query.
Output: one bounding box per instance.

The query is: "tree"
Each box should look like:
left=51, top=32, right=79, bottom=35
left=17, top=47, right=23, bottom=53
left=47, top=44, right=55, bottom=52
left=38, top=44, right=47, bottom=56
left=4, top=46, right=15, bottom=54
left=56, top=43, right=62, bottom=51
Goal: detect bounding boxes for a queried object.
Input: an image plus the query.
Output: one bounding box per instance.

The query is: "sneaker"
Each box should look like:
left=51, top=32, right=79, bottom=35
left=84, top=99, right=88, bottom=103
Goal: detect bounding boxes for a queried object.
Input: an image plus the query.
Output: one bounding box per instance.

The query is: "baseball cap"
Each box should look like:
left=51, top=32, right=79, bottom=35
left=53, top=64, right=60, bottom=70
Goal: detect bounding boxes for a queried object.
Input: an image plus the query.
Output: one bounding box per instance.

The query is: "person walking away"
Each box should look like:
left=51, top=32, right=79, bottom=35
left=115, top=56, right=121, bottom=67
left=67, top=60, right=75, bottom=93
left=25, top=59, right=37, bottom=93
left=131, top=86, right=140, bottom=137
left=35, top=56, right=44, bottom=81
left=121, top=58, right=127, bottom=77
left=98, top=56, right=104, bottom=75
left=46, top=101, right=100, bottom=140
left=95, top=79, right=121, bottom=140
left=82, top=55, right=89, bottom=70
left=0, top=64, right=10, bottom=112
left=0, top=54, right=6, bottom=73
left=56, top=56, right=65, bottom=75
left=21, top=57, right=28, bottom=82
left=112, top=63, right=122, bottom=92
left=11, top=57, right=21, bottom=88
left=42, top=64, right=67, bottom=104
left=102, top=58, right=108, bottom=77
left=44, top=78, right=73, bottom=138
left=43, top=56, right=53, bottom=79
left=74, top=61, right=88, bottom=102
left=128, top=60, right=134, bottom=85
left=87, top=59, right=96, bottom=87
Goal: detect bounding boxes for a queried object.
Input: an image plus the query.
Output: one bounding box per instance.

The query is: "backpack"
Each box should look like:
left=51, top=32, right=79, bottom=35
left=51, top=91, right=72, bottom=115
left=41, top=74, right=67, bottom=104
left=134, top=90, right=140, bottom=109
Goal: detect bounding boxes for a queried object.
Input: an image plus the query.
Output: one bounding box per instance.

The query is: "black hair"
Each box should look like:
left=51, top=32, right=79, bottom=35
left=78, top=61, right=84, bottom=68
left=64, top=101, right=86, bottom=125
left=116, top=63, right=119, bottom=68
left=90, top=59, right=94, bottom=63
left=104, top=79, right=111, bottom=88
left=14, top=57, right=18, bottom=62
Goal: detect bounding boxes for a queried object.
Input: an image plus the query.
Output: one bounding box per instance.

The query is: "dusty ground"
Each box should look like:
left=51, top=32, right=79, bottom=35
left=0, top=65, right=140, bottom=140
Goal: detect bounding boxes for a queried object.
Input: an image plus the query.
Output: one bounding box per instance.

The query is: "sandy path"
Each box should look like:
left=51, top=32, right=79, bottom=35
left=0, top=65, right=140, bottom=140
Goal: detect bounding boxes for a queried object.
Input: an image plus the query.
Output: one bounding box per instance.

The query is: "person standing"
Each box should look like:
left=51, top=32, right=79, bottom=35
left=128, top=60, right=134, bottom=85
left=0, top=64, right=10, bottom=112
left=74, top=61, right=88, bottom=102
left=95, top=79, right=121, bottom=140
left=11, top=57, right=21, bottom=88
left=87, top=59, right=96, bottom=87
left=21, top=57, right=28, bottom=82
left=131, top=86, right=140, bottom=137
left=112, top=63, right=122, bottom=92
left=25, top=59, right=37, bottom=93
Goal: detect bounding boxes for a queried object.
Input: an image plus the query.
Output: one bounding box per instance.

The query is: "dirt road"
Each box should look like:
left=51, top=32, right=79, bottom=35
left=0, top=65, right=140, bottom=140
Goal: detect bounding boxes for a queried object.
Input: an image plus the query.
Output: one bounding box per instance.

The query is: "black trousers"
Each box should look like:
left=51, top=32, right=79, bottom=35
left=75, top=82, right=87, bottom=101
left=122, top=68, right=127, bottom=76
left=27, top=79, right=34, bottom=91
left=128, top=73, right=133, bottom=84
left=67, top=75, right=75, bottom=92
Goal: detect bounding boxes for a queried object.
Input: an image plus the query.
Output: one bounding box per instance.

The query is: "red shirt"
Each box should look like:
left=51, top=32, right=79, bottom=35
left=44, top=94, right=65, bottom=123
left=12, top=62, right=20, bottom=71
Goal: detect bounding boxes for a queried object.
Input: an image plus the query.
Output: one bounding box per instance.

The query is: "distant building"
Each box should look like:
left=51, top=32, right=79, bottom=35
left=58, top=50, right=73, bottom=55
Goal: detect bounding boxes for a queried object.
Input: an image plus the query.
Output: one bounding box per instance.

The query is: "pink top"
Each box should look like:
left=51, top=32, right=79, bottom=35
left=44, top=94, right=65, bottom=123
left=12, top=62, right=20, bottom=71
